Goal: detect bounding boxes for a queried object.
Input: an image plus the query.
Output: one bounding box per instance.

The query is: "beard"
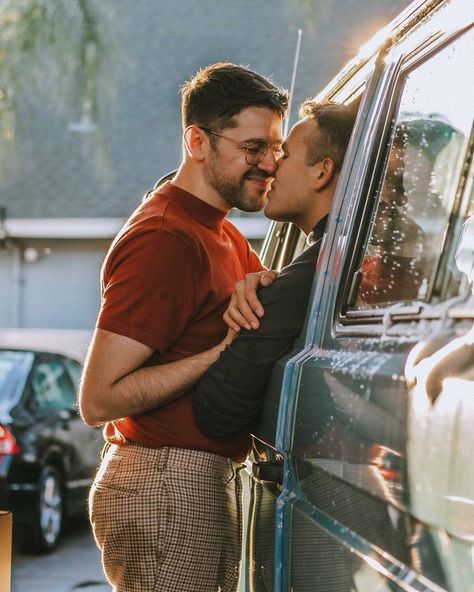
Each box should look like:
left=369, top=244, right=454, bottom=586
left=205, top=152, right=269, bottom=212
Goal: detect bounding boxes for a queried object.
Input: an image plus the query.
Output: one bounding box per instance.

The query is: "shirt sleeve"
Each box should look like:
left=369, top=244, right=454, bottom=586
left=97, top=229, right=197, bottom=353
left=193, top=246, right=318, bottom=437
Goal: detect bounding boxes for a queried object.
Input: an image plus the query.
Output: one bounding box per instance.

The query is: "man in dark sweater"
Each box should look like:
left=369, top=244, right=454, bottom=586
left=194, top=100, right=358, bottom=437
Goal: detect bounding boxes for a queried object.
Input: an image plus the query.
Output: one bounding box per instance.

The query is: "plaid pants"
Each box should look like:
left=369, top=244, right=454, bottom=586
left=89, top=444, right=243, bottom=592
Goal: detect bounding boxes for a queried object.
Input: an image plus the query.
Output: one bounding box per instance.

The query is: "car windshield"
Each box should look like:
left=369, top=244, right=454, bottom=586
left=0, top=350, right=34, bottom=412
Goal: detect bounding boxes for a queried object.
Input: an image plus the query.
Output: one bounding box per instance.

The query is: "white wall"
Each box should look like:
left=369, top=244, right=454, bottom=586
left=0, top=241, right=20, bottom=326
left=0, top=239, right=109, bottom=330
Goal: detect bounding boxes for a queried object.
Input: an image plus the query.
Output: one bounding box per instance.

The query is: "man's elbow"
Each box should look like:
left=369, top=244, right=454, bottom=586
left=79, top=388, right=108, bottom=427
left=79, top=403, right=105, bottom=427
left=81, top=412, right=104, bottom=428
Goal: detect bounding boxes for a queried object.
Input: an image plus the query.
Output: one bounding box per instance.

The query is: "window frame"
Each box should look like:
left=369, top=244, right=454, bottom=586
left=335, top=25, right=474, bottom=331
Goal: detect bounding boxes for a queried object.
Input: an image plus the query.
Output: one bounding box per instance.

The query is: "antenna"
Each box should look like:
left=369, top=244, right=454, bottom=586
left=284, top=28, right=303, bottom=138
left=0, top=206, right=7, bottom=244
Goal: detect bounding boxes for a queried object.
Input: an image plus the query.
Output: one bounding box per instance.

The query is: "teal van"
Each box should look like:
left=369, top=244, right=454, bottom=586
left=243, top=0, right=474, bottom=590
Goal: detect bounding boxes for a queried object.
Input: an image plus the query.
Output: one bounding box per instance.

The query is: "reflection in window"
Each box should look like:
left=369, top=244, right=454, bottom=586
left=0, top=351, right=34, bottom=405
left=32, top=361, right=75, bottom=410
left=0, top=356, right=20, bottom=389
left=354, top=29, right=473, bottom=309
left=359, top=123, right=429, bottom=305
left=64, top=358, right=83, bottom=390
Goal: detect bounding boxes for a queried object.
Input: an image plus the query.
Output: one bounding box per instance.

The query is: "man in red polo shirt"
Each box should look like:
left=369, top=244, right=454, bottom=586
left=79, top=63, right=287, bottom=592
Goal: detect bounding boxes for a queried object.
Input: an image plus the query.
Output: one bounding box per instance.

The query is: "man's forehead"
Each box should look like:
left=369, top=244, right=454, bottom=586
left=231, top=106, right=283, bottom=131
left=286, top=117, right=318, bottom=144
left=226, top=116, right=282, bottom=147
left=294, top=116, right=318, bottom=133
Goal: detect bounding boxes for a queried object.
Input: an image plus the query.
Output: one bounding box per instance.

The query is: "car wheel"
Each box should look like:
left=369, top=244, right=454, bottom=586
left=30, top=465, right=64, bottom=552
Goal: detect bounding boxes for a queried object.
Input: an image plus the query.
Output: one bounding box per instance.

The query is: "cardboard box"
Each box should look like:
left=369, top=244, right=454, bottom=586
left=0, top=511, right=12, bottom=592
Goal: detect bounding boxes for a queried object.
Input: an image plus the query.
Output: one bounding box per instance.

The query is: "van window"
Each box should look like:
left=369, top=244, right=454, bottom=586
left=350, top=28, right=473, bottom=311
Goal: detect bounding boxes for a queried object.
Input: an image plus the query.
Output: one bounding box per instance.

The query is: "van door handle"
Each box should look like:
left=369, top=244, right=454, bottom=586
left=252, top=460, right=283, bottom=485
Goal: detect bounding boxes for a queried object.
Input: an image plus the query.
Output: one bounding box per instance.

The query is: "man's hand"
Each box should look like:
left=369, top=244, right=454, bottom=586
left=223, top=270, right=278, bottom=331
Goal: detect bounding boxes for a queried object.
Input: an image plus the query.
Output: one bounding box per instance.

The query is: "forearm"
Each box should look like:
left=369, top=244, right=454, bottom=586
left=80, top=342, right=225, bottom=426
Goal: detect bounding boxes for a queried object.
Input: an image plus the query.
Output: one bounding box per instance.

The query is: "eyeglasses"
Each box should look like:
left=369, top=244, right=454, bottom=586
left=200, top=127, right=283, bottom=166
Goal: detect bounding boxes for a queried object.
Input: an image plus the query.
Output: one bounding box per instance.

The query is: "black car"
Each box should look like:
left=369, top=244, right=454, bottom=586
left=0, top=335, right=102, bottom=552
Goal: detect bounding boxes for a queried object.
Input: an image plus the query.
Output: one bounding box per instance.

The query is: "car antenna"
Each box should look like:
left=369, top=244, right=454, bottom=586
left=284, top=28, right=303, bottom=138
left=0, top=206, right=8, bottom=248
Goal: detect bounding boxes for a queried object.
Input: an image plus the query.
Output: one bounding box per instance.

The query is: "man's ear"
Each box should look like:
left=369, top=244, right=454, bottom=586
left=183, top=125, right=207, bottom=161
left=313, top=158, right=336, bottom=190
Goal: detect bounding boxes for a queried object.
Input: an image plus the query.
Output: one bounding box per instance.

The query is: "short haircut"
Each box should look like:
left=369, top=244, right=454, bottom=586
left=181, top=62, right=288, bottom=131
left=299, top=99, right=359, bottom=170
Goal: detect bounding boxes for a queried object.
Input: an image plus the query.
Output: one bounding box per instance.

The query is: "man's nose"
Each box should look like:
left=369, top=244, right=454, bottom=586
left=257, top=149, right=278, bottom=175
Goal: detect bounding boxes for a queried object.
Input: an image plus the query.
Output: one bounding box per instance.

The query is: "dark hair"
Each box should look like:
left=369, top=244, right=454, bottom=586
left=299, top=99, right=359, bottom=170
left=181, top=62, right=288, bottom=131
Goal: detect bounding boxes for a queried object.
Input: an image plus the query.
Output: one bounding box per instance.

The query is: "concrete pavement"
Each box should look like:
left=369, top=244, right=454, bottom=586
left=12, top=518, right=108, bottom=592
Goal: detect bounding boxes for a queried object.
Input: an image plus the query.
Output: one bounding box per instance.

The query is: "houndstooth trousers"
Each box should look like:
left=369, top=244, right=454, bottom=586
left=89, top=443, right=243, bottom=592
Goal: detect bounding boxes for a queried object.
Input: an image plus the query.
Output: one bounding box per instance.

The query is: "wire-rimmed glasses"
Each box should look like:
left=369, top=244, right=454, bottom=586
left=200, top=127, right=283, bottom=166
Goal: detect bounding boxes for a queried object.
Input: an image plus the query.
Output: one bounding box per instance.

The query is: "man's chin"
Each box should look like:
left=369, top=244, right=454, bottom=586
left=264, top=201, right=287, bottom=222
left=243, top=200, right=265, bottom=213
left=237, top=192, right=265, bottom=213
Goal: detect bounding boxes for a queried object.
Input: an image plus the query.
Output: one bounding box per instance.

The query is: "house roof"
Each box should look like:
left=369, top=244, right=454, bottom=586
left=3, top=218, right=124, bottom=239
left=2, top=215, right=270, bottom=239
left=0, top=328, right=93, bottom=361
left=0, top=0, right=412, bottom=227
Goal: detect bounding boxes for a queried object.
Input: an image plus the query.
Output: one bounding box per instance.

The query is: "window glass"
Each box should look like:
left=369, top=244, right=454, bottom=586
left=353, top=29, right=473, bottom=310
left=438, top=174, right=474, bottom=299
left=64, top=358, right=82, bottom=390
left=0, top=351, right=34, bottom=408
left=31, top=359, right=76, bottom=411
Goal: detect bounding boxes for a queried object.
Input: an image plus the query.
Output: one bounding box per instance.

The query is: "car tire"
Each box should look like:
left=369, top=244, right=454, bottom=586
left=30, top=465, right=64, bottom=553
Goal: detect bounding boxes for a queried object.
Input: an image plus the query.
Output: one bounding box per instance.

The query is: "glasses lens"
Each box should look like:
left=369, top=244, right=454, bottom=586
left=245, top=145, right=267, bottom=166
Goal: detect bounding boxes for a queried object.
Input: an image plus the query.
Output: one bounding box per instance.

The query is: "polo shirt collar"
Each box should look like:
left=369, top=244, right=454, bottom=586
left=160, top=182, right=227, bottom=230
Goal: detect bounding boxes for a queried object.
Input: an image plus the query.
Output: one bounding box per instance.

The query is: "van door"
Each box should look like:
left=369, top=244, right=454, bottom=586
left=247, top=17, right=474, bottom=592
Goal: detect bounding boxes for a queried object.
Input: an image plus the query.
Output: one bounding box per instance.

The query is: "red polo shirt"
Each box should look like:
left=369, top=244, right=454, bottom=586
left=97, top=182, right=263, bottom=461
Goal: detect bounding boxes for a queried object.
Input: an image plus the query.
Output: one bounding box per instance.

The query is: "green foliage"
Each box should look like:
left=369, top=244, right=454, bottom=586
left=0, top=0, right=118, bottom=181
